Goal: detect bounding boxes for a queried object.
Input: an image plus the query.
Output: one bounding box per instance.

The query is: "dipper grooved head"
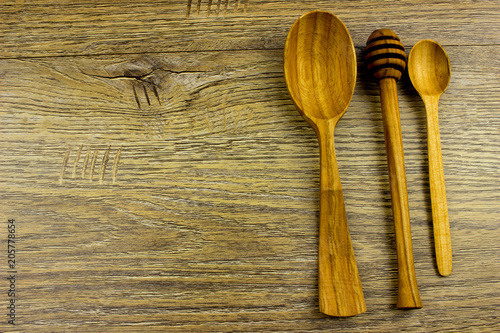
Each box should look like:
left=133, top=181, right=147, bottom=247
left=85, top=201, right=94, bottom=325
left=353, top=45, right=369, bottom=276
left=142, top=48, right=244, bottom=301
left=365, top=29, right=407, bottom=81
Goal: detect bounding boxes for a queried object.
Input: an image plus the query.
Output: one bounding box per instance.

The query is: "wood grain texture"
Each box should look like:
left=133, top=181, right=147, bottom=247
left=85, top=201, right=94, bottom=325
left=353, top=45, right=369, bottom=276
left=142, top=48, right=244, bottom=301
left=1, top=0, right=500, bottom=58
left=365, top=29, right=422, bottom=309
left=284, top=10, right=365, bottom=317
left=1, top=0, right=499, bottom=332
left=378, top=78, right=422, bottom=309
left=408, top=40, right=452, bottom=276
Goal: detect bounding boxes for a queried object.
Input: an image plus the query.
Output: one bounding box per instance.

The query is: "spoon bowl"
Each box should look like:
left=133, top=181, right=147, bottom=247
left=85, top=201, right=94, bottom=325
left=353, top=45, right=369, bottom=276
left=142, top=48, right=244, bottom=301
left=284, top=11, right=365, bottom=317
left=409, top=40, right=450, bottom=97
left=408, top=40, right=452, bottom=276
left=284, top=10, right=356, bottom=124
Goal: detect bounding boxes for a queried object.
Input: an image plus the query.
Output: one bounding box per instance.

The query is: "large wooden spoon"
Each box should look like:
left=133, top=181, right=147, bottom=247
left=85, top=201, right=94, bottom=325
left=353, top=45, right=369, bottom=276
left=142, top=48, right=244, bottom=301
left=284, top=10, right=365, bottom=317
left=408, top=40, right=452, bottom=276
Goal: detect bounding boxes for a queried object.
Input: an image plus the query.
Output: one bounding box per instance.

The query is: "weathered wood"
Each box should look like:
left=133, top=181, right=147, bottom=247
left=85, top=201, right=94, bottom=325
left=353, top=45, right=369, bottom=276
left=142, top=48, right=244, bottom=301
left=1, top=0, right=500, bottom=331
left=1, top=0, right=499, bottom=58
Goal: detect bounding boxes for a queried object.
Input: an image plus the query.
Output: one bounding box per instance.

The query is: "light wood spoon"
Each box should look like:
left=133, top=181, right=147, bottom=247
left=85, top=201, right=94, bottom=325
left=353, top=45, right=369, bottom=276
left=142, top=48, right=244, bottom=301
left=284, top=10, right=365, bottom=317
left=408, top=40, right=452, bottom=276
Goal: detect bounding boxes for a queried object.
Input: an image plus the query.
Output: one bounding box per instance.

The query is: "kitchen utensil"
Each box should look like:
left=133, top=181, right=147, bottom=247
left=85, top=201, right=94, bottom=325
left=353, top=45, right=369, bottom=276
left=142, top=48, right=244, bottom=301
left=284, top=10, right=365, bottom=317
left=408, top=39, right=452, bottom=276
left=365, top=29, right=422, bottom=309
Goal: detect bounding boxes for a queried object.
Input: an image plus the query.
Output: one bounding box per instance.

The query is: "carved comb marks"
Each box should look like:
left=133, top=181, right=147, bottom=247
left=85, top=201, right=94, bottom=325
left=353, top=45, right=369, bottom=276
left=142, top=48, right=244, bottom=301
left=59, top=145, right=122, bottom=185
left=186, top=0, right=249, bottom=19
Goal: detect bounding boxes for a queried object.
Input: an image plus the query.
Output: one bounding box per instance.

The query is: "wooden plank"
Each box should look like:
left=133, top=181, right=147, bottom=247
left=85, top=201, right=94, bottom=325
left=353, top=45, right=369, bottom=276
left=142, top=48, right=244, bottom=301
left=1, top=0, right=499, bottom=58
left=1, top=41, right=499, bottom=331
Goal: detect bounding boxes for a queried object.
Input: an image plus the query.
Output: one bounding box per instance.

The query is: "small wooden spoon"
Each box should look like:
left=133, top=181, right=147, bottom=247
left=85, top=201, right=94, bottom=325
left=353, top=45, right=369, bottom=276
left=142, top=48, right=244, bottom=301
left=284, top=11, right=365, bottom=317
left=408, top=40, right=452, bottom=276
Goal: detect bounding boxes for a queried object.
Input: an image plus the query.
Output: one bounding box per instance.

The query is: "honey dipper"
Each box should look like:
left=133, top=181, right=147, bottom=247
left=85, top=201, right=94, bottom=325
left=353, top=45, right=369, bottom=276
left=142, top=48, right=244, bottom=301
left=365, top=29, right=422, bottom=309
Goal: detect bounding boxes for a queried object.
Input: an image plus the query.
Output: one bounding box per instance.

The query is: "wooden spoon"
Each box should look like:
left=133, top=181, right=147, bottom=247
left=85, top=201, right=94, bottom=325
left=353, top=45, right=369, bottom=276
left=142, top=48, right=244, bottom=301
left=408, top=40, right=452, bottom=276
left=284, top=10, right=365, bottom=317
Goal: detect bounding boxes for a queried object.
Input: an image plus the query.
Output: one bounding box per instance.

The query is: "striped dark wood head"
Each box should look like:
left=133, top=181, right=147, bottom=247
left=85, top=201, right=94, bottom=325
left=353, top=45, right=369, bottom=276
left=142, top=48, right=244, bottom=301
left=364, top=29, right=407, bottom=81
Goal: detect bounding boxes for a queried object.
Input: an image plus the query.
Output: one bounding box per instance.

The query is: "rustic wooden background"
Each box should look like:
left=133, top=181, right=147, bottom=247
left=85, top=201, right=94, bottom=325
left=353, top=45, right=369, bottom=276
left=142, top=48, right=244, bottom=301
left=1, top=0, right=499, bottom=331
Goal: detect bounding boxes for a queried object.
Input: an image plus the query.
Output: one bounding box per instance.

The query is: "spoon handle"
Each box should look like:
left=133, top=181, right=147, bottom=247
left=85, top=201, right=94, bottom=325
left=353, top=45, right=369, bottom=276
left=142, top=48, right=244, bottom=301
left=379, top=78, right=422, bottom=309
left=316, top=120, right=366, bottom=317
left=422, top=95, right=452, bottom=276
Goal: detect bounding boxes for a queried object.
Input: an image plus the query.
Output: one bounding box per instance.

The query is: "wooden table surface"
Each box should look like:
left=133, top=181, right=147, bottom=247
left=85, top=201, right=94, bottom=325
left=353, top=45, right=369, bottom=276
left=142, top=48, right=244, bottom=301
left=1, top=1, right=499, bottom=331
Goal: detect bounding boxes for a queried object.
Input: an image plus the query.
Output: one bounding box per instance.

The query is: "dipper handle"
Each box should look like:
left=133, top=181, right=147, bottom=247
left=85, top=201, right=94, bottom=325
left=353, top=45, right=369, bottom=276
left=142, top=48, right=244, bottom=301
left=365, top=29, right=422, bottom=309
